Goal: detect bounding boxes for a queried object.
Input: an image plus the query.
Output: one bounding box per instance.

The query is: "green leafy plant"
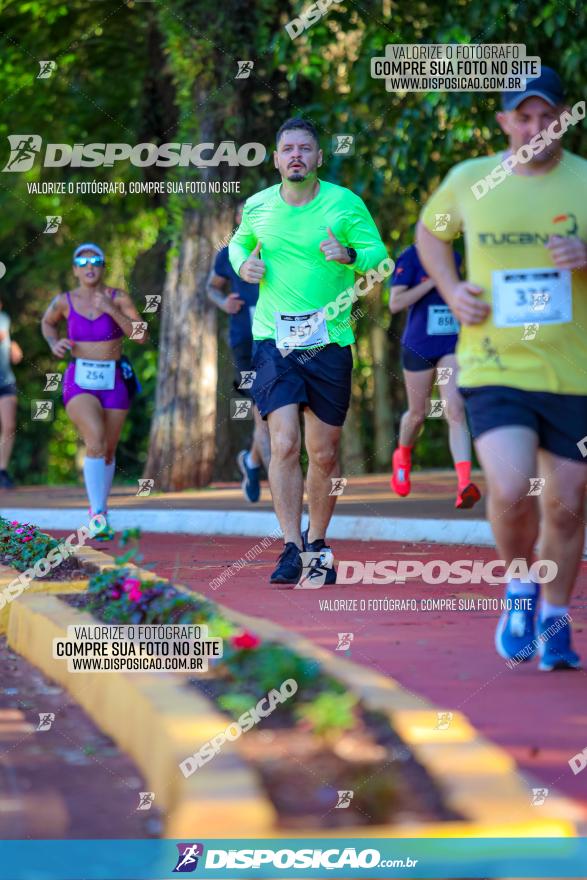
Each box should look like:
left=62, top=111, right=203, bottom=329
left=119, top=527, right=142, bottom=548
left=222, top=641, right=323, bottom=700
left=86, top=553, right=220, bottom=626
left=1, top=516, right=367, bottom=741
left=217, top=692, right=257, bottom=719
left=295, top=691, right=359, bottom=739
left=0, top=516, right=62, bottom=574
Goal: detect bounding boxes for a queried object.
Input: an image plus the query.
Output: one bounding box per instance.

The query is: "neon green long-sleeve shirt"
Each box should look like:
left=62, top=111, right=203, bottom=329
left=229, top=179, right=388, bottom=347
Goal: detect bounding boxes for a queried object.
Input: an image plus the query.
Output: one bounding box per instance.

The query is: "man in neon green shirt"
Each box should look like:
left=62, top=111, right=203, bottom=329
left=417, top=67, right=587, bottom=670
left=229, top=117, right=389, bottom=584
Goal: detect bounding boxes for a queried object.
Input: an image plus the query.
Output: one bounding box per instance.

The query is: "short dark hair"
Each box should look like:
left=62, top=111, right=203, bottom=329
left=276, top=117, right=319, bottom=147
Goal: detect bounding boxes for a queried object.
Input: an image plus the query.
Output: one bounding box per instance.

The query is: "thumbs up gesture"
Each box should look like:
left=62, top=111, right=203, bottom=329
left=319, top=226, right=350, bottom=263
left=240, top=241, right=266, bottom=283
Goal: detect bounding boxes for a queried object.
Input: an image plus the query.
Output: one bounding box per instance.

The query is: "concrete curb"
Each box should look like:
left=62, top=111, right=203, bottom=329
left=0, top=562, right=88, bottom=635
left=2, top=507, right=498, bottom=546
left=6, top=544, right=581, bottom=838
left=7, top=594, right=276, bottom=837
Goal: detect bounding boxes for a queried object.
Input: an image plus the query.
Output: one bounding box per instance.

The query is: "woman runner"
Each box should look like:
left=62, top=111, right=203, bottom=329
left=41, top=243, right=147, bottom=539
left=389, top=243, right=481, bottom=509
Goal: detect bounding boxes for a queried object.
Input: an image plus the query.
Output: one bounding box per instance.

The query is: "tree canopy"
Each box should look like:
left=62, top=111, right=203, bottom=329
left=0, top=0, right=584, bottom=484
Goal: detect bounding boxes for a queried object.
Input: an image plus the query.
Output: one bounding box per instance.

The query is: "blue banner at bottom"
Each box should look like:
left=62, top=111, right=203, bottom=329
left=0, top=837, right=585, bottom=879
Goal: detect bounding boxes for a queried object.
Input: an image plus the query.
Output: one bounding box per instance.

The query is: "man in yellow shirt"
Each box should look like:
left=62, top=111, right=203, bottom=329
left=417, top=66, right=587, bottom=670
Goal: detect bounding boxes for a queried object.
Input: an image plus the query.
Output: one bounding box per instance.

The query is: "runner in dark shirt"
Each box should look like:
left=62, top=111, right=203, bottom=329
left=207, top=202, right=270, bottom=503
left=389, top=243, right=480, bottom=509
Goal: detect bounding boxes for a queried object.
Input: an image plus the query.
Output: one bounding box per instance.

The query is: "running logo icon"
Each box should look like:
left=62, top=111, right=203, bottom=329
left=44, top=373, right=62, bottom=391
left=136, top=792, right=155, bottom=811
left=231, top=398, right=253, bottom=420
left=527, top=477, right=545, bottom=496
left=433, top=213, right=451, bottom=232
left=173, top=843, right=204, bottom=873
left=31, top=400, right=54, bottom=421
left=428, top=399, right=446, bottom=418
left=335, top=790, right=354, bottom=809
left=530, top=291, right=550, bottom=312
left=130, top=321, right=148, bottom=340
left=434, top=711, right=453, bottom=731
left=329, top=477, right=347, bottom=496
left=235, top=61, right=254, bottom=79
left=238, top=370, right=256, bottom=390
left=36, top=713, right=55, bottom=731
left=44, top=216, right=62, bottom=233
left=522, top=323, right=539, bottom=340
left=37, top=61, right=57, bottom=79
left=336, top=632, right=353, bottom=651
left=143, top=295, right=161, bottom=313
left=435, top=366, right=453, bottom=385
left=137, top=478, right=154, bottom=496
left=531, top=787, right=549, bottom=806
left=3, top=135, right=42, bottom=172
left=332, top=135, right=354, bottom=155
left=296, top=549, right=334, bottom=589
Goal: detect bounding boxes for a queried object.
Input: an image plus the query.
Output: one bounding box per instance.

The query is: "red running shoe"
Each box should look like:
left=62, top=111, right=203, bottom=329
left=391, top=448, right=411, bottom=497
left=455, top=482, right=481, bottom=509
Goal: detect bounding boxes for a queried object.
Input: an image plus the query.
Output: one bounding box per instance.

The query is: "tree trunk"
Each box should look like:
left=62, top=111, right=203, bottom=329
left=368, top=289, right=394, bottom=470
left=341, top=345, right=367, bottom=475
left=212, top=318, right=252, bottom=482
left=144, top=208, right=228, bottom=490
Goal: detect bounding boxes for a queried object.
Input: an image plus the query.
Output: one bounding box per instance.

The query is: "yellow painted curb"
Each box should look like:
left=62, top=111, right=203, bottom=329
left=7, top=594, right=275, bottom=837
left=82, top=548, right=581, bottom=837
left=0, top=567, right=87, bottom=635
left=204, top=600, right=581, bottom=837
left=7, top=543, right=582, bottom=839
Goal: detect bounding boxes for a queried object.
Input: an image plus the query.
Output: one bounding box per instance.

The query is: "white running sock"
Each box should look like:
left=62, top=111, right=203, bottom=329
left=540, top=600, right=569, bottom=622
left=246, top=451, right=260, bottom=469
left=103, top=458, right=116, bottom=511
left=507, top=578, right=537, bottom=596
left=83, top=457, right=107, bottom=515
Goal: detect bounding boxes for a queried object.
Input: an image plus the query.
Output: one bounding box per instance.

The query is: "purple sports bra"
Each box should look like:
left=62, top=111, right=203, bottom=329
left=65, top=289, right=124, bottom=342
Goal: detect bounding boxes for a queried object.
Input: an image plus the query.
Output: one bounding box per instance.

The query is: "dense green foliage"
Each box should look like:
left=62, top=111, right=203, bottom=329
left=0, top=514, right=61, bottom=571
left=86, top=532, right=357, bottom=736
left=1, top=0, right=585, bottom=482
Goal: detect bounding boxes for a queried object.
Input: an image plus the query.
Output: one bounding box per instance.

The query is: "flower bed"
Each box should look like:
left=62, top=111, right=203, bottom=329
left=0, top=516, right=98, bottom=580
left=7, top=527, right=579, bottom=838
left=60, top=549, right=457, bottom=829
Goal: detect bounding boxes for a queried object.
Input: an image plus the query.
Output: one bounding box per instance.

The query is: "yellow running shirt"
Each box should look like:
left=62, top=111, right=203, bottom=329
left=420, top=150, right=587, bottom=393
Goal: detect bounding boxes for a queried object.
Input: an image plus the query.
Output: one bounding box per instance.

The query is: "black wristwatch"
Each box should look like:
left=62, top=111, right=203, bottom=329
left=345, top=247, right=357, bottom=265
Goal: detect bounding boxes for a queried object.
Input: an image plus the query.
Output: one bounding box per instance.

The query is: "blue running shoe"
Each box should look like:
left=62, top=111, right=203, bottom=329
left=90, top=511, right=115, bottom=542
left=495, top=586, right=540, bottom=662
left=237, top=449, right=260, bottom=503
left=302, top=526, right=336, bottom=585
left=538, top=615, right=582, bottom=671
left=270, top=542, right=303, bottom=584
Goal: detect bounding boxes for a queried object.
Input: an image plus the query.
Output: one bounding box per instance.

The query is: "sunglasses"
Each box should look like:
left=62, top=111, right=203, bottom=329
left=74, top=256, right=105, bottom=267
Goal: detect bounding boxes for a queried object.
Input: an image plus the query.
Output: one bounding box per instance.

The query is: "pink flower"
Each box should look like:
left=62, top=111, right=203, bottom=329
left=21, top=537, right=33, bottom=542
left=128, top=587, right=142, bottom=602
left=122, top=577, right=141, bottom=593
left=231, top=631, right=261, bottom=650
left=15, top=528, right=24, bottom=534
left=10, top=521, right=19, bottom=526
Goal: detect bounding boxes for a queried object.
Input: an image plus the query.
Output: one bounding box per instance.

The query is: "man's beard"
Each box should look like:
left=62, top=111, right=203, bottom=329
left=287, top=170, right=307, bottom=181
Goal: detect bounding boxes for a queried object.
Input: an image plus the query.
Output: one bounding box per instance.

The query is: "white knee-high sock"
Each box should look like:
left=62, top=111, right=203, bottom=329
left=103, top=458, right=116, bottom=511
left=83, top=457, right=107, bottom=515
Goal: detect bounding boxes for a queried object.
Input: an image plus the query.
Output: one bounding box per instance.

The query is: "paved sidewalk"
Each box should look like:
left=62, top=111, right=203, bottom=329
left=2, top=471, right=501, bottom=546
left=0, top=638, right=162, bottom=838
left=1, top=471, right=485, bottom=519
left=63, top=529, right=586, bottom=821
